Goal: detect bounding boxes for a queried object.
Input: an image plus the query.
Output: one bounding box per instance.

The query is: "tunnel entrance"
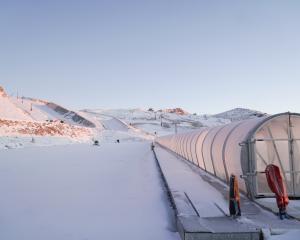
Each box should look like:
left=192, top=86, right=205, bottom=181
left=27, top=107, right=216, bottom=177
left=254, top=114, right=300, bottom=198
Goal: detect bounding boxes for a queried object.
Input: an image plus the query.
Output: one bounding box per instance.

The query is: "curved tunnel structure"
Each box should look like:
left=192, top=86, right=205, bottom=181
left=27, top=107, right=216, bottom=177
left=156, top=112, right=300, bottom=199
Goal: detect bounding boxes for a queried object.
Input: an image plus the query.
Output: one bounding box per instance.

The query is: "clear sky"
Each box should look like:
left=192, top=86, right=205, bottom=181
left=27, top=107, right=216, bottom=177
left=0, top=0, right=299, bottom=114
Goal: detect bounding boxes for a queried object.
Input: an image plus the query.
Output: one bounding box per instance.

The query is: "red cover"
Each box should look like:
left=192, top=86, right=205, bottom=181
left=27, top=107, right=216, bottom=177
left=265, top=164, right=289, bottom=211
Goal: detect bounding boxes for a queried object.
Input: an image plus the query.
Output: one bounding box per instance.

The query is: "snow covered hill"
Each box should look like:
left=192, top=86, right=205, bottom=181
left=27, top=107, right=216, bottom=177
left=10, top=97, right=96, bottom=128
left=82, top=107, right=269, bottom=138
left=0, top=86, right=154, bottom=149
left=1, top=86, right=95, bottom=127
left=0, top=86, right=32, bottom=121
left=0, top=86, right=97, bottom=149
left=1, top=85, right=268, bottom=149
left=82, top=108, right=231, bottom=137
left=213, top=108, right=267, bottom=122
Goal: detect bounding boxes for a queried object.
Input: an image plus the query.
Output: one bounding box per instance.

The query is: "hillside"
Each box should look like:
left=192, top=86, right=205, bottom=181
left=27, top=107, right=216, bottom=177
left=82, top=108, right=231, bottom=137
left=213, top=108, right=267, bottom=121
left=0, top=86, right=153, bottom=149
left=1, top=85, right=268, bottom=148
left=0, top=86, right=97, bottom=149
left=0, top=86, right=32, bottom=121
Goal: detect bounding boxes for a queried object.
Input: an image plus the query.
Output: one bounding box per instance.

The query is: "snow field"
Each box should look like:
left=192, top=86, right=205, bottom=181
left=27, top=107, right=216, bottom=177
left=0, top=143, right=180, bottom=240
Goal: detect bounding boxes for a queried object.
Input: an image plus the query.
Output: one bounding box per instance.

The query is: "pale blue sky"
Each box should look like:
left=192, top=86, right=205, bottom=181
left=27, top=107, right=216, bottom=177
left=0, top=0, right=300, bottom=114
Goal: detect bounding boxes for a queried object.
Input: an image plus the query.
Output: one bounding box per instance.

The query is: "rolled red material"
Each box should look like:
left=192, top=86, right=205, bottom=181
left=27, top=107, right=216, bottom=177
left=265, top=164, right=289, bottom=215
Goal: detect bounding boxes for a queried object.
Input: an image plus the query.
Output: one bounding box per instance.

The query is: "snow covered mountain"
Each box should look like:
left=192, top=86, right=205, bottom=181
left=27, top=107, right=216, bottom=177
left=0, top=85, right=268, bottom=149
left=82, top=107, right=269, bottom=137
left=82, top=108, right=230, bottom=137
left=213, top=108, right=267, bottom=122
left=0, top=86, right=154, bottom=149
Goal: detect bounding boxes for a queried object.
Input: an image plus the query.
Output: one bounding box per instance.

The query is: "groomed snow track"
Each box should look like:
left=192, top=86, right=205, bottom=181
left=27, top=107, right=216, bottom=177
left=0, top=143, right=179, bottom=240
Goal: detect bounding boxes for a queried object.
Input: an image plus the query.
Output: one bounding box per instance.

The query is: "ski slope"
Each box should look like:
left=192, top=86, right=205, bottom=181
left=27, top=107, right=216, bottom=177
left=0, top=87, right=32, bottom=121
left=78, top=110, right=153, bottom=144
left=0, top=143, right=179, bottom=240
left=81, top=108, right=231, bottom=137
left=0, top=86, right=99, bottom=148
left=80, top=110, right=130, bottom=131
left=101, top=116, right=129, bottom=131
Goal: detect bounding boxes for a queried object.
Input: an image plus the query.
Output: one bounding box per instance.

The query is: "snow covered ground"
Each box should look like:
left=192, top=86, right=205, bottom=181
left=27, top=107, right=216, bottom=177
left=0, top=143, right=180, bottom=240
left=1, top=85, right=285, bottom=239
left=0, top=136, right=90, bottom=149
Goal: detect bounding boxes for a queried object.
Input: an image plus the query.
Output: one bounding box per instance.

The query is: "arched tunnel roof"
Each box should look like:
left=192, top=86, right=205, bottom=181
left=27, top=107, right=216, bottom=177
left=156, top=112, right=300, bottom=198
